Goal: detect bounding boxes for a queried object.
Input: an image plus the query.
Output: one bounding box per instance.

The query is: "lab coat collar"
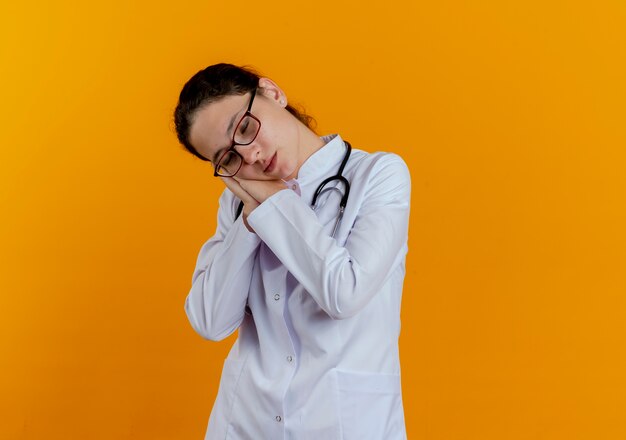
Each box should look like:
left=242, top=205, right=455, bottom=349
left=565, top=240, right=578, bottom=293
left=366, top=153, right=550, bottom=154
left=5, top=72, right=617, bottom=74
left=295, top=134, right=346, bottom=187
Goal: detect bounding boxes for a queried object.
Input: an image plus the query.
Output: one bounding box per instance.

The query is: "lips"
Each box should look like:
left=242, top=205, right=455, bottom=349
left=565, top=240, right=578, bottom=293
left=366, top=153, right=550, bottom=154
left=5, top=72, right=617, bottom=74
left=264, top=152, right=277, bottom=173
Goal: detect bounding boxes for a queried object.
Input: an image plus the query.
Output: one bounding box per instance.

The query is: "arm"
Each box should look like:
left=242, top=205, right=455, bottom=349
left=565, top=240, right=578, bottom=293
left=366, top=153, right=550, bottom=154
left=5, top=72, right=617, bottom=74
left=184, top=189, right=261, bottom=341
left=247, top=154, right=411, bottom=319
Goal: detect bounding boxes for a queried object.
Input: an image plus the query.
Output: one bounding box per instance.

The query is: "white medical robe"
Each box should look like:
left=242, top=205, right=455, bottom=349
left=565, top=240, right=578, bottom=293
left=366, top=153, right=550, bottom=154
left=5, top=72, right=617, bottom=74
left=185, top=134, right=411, bottom=439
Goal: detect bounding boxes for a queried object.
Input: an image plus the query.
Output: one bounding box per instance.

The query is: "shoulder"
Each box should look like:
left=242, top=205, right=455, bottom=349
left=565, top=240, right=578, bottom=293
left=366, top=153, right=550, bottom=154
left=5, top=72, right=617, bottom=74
left=344, top=147, right=411, bottom=204
left=349, top=148, right=411, bottom=184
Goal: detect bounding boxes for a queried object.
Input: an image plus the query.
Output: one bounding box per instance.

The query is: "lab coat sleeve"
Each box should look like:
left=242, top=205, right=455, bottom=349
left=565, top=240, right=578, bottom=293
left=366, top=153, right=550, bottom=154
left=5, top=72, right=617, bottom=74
left=247, top=153, right=410, bottom=319
left=184, top=189, right=261, bottom=340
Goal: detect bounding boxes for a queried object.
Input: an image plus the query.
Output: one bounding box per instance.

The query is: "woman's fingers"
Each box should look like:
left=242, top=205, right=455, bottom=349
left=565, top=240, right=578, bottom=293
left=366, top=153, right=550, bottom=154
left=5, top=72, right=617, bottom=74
left=221, top=176, right=287, bottom=219
left=233, top=178, right=287, bottom=203
left=220, top=177, right=258, bottom=205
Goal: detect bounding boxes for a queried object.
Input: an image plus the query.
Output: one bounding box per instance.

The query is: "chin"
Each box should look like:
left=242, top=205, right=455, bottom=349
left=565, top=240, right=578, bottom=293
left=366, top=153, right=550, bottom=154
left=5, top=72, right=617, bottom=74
left=280, top=164, right=298, bottom=181
left=281, top=171, right=297, bottom=181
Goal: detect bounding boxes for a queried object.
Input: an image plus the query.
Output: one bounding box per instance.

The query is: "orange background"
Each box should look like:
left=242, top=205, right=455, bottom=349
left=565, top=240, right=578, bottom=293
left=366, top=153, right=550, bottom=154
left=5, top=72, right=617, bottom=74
left=1, top=1, right=625, bottom=439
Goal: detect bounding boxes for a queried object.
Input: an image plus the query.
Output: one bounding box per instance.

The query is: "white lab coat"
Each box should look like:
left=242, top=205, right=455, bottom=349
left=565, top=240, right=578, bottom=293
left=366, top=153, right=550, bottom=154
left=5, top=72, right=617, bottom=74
left=185, top=134, right=411, bottom=439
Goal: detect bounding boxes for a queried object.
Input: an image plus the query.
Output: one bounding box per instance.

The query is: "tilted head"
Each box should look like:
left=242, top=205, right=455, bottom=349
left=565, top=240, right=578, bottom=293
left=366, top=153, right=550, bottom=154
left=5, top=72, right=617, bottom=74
left=173, top=63, right=318, bottom=180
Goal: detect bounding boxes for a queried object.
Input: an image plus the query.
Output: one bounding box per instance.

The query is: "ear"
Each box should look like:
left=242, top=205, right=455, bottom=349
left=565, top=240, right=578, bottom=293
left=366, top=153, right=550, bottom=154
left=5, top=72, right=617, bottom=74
left=258, top=77, right=287, bottom=107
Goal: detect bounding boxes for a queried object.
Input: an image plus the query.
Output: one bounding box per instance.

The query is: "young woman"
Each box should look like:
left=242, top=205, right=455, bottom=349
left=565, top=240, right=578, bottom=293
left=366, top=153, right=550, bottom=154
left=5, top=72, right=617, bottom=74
left=174, top=63, right=411, bottom=440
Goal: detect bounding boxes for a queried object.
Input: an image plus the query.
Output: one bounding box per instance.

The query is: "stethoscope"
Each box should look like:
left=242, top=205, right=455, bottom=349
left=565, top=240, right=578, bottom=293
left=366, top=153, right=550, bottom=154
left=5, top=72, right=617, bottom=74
left=311, top=140, right=351, bottom=237
left=235, top=140, right=352, bottom=238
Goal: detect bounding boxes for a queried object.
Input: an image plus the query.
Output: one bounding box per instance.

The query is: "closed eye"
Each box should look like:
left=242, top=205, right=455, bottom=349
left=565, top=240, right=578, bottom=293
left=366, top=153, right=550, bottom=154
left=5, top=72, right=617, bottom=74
left=239, top=119, right=250, bottom=135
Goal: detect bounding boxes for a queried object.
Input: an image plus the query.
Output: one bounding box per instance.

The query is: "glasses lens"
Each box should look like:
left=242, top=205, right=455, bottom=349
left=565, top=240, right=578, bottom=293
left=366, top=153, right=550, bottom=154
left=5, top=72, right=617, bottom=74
left=215, top=150, right=242, bottom=176
left=233, top=115, right=260, bottom=145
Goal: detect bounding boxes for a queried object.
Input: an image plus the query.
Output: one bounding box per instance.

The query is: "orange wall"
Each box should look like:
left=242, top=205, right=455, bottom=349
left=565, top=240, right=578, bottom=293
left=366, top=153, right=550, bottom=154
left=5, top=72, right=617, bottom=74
left=1, top=1, right=625, bottom=439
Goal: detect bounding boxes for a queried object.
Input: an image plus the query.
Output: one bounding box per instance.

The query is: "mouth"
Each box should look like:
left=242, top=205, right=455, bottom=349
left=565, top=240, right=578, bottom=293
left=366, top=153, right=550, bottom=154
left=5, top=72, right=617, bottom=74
left=264, top=152, right=277, bottom=173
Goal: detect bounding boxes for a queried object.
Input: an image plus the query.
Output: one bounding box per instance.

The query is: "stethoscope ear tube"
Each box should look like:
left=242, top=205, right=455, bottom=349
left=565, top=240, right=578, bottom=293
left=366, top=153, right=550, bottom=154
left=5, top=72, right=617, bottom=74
left=331, top=205, right=345, bottom=238
left=311, top=175, right=348, bottom=207
left=310, top=141, right=352, bottom=209
left=310, top=141, right=352, bottom=238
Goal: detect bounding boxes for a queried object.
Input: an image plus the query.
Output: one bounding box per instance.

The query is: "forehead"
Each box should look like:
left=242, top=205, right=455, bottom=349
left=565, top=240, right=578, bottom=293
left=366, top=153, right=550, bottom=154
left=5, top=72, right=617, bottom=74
left=188, top=93, right=248, bottom=160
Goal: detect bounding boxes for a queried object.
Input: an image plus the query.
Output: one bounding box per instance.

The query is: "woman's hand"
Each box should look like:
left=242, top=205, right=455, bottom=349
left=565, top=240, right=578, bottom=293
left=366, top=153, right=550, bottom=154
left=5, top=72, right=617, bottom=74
left=220, top=177, right=287, bottom=232
left=233, top=178, right=288, bottom=204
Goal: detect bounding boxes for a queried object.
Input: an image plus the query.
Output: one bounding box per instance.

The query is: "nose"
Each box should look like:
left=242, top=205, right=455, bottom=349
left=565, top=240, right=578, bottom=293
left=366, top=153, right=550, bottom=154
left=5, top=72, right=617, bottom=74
left=236, top=142, right=261, bottom=165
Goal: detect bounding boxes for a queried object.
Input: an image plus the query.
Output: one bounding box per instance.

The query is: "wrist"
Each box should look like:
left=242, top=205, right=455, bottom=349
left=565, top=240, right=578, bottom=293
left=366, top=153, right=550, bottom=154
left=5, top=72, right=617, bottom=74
left=242, top=214, right=256, bottom=234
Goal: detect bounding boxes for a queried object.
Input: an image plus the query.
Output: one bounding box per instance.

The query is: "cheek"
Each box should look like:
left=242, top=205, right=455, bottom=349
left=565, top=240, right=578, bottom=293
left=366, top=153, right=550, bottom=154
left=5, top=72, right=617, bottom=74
left=257, top=124, right=277, bottom=149
left=258, top=110, right=295, bottom=146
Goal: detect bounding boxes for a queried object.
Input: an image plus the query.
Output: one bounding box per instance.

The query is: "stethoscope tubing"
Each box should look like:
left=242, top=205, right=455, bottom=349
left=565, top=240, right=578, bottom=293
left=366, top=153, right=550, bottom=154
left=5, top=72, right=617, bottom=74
left=310, top=141, right=352, bottom=238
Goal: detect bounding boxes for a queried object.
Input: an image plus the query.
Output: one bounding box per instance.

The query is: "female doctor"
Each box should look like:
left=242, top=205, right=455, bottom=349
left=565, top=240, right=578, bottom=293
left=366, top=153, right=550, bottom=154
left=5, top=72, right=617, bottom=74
left=174, top=63, right=411, bottom=440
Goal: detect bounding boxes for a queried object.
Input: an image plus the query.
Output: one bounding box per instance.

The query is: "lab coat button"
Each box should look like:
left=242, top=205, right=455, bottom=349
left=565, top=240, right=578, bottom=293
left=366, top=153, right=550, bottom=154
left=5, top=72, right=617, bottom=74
left=291, top=184, right=297, bottom=190
left=274, top=293, right=280, bottom=301
left=286, top=355, right=293, bottom=362
left=275, top=415, right=282, bottom=422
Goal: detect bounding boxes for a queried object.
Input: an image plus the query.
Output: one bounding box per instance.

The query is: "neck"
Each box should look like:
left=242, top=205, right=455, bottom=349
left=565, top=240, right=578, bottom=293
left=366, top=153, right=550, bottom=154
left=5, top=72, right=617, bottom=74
left=290, top=124, right=325, bottom=179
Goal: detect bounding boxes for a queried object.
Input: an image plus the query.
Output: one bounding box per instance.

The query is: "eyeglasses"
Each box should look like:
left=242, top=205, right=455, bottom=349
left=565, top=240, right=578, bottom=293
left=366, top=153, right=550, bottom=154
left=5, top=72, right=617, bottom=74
left=213, top=89, right=261, bottom=177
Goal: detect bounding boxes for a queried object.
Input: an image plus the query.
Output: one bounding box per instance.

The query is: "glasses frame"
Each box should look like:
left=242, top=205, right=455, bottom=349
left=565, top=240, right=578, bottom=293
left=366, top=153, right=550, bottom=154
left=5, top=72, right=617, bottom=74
left=213, top=89, right=261, bottom=177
